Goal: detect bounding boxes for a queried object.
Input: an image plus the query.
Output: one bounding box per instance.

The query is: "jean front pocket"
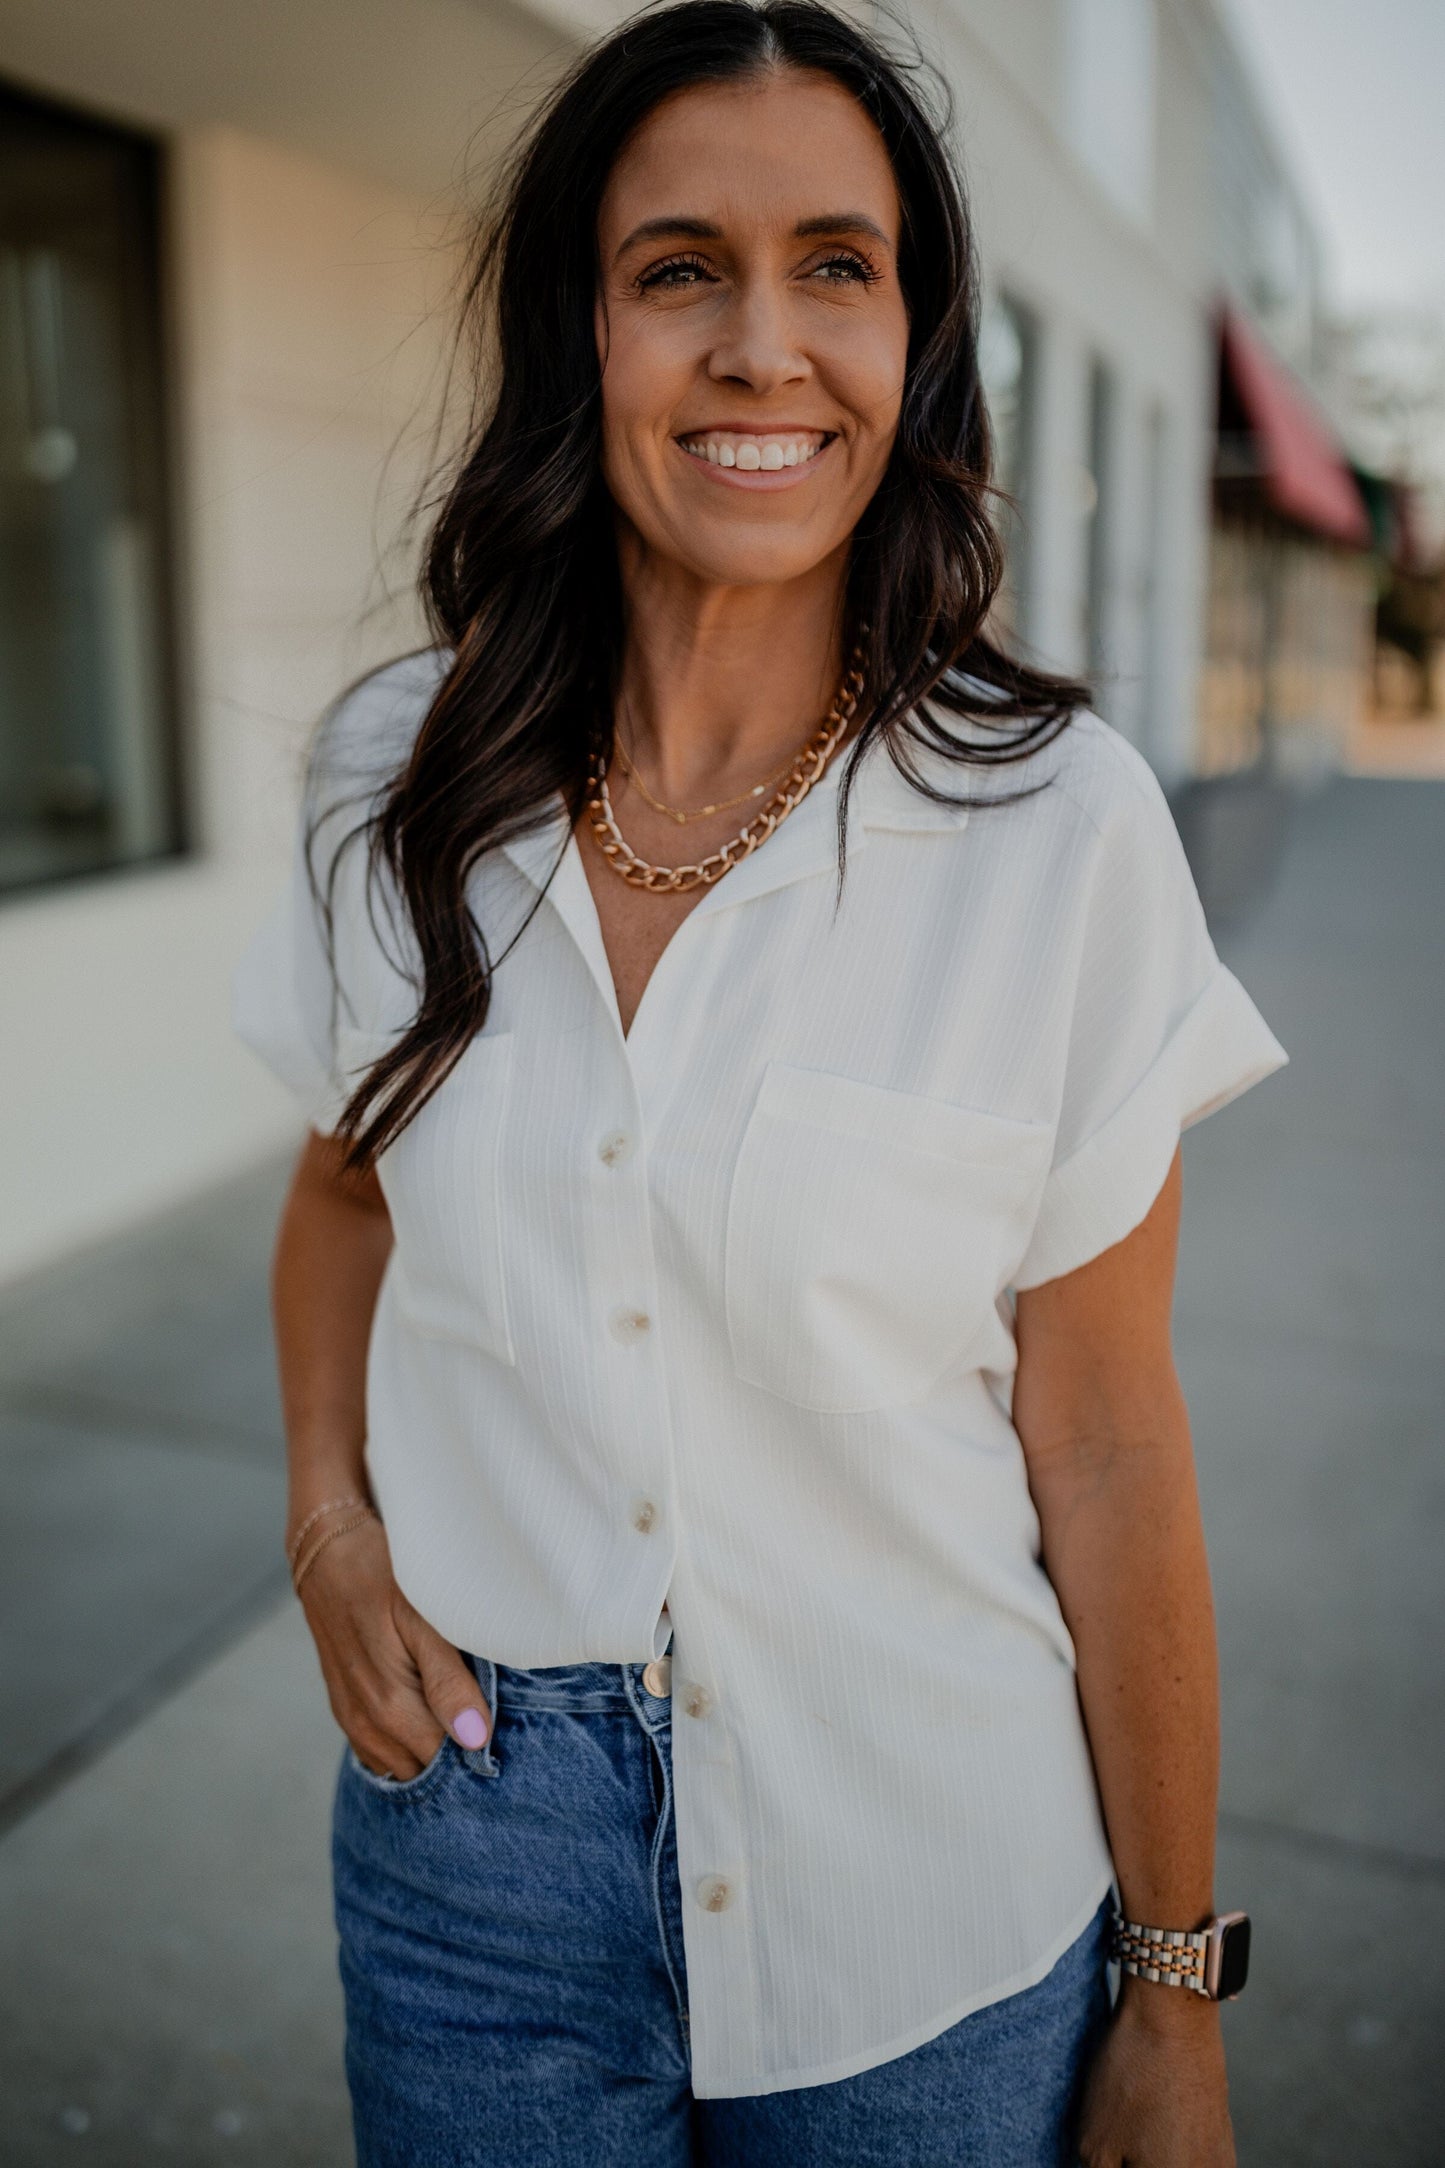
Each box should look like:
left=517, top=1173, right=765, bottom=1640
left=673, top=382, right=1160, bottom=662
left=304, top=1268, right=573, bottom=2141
left=345, top=1731, right=457, bottom=1803
left=343, top=1655, right=502, bottom=1800
left=724, top=1064, right=1052, bottom=1412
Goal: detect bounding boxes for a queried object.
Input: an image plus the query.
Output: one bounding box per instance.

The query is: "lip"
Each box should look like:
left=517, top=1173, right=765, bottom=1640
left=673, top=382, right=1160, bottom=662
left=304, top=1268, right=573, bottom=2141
left=671, top=429, right=838, bottom=493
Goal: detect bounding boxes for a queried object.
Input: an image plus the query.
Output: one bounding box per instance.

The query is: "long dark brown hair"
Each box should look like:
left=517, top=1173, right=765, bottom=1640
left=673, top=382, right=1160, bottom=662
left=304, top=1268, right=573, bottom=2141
left=322, top=0, right=1088, bottom=1169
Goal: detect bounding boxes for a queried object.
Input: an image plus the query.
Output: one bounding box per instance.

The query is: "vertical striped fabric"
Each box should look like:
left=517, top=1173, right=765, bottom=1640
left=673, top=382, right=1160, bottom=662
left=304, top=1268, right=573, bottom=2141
left=233, top=653, right=1287, bottom=2097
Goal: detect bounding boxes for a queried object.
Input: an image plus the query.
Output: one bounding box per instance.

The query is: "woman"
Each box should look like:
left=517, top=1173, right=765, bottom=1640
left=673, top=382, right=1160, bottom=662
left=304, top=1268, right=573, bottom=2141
left=235, top=6, right=1285, bottom=2162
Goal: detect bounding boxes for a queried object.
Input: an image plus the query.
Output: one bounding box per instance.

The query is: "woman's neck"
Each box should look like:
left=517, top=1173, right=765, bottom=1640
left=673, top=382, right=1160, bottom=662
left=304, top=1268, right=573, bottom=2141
left=615, top=541, right=849, bottom=804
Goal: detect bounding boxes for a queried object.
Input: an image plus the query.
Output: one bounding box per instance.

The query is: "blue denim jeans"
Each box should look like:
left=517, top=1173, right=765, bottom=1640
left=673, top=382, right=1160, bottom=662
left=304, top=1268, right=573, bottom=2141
left=333, top=1653, right=1111, bottom=2167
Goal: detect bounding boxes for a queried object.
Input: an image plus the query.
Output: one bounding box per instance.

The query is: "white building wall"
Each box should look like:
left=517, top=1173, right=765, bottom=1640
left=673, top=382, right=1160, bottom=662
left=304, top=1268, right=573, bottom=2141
left=937, top=0, right=1214, bottom=777
left=0, top=129, right=457, bottom=1282
left=0, top=0, right=1309, bottom=1281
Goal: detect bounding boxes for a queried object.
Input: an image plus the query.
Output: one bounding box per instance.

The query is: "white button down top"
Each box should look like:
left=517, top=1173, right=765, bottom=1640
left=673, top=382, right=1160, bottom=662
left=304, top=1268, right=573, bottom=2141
left=234, top=651, right=1286, bottom=2097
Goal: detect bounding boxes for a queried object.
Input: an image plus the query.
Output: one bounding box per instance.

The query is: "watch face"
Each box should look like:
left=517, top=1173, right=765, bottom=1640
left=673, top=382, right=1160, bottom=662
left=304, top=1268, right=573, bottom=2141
left=1216, top=1916, right=1251, bottom=1999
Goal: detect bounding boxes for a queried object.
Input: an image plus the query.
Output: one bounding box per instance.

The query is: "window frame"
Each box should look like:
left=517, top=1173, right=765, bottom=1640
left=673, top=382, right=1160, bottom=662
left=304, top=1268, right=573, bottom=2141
left=978, top=286, right=1041, bottom=648
left=0, top=75, right=186, bottom=906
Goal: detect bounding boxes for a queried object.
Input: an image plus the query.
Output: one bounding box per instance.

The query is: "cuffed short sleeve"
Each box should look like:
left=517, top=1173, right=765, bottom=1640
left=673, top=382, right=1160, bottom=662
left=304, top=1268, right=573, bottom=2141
left=232, top=819, right=352, bottom=1135
left=231, top=650, right=447, bottom=1136
left=1012, top=741, right=1286, bottom=1291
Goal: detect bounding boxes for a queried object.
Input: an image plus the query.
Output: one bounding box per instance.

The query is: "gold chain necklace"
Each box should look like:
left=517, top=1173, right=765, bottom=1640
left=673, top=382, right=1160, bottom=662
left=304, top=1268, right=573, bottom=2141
left=586, top=656, right=865, bottom=894
left=612, top=707, right=803, bottom=826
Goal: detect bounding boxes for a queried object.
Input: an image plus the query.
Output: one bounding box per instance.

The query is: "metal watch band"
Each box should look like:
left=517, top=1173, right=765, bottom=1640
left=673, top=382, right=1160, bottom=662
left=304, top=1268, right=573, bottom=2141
left=1109, top=1907, right=1252, bottom=1999
left=1108, top=1911, right=1210, bottom=1993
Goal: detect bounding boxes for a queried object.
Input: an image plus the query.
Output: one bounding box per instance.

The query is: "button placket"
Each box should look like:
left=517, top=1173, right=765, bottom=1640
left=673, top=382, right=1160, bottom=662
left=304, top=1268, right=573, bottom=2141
left=609, top=1305, right=652, bottom=1344
left=584, top=1059, right=688, bottom=1830
left=477, top=871, right=784, bottom=2090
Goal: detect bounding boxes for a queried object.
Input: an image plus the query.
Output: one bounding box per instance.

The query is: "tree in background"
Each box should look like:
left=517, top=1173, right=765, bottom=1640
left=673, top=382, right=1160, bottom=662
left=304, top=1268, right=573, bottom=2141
left=1326, top=305, right=1445, bottom=716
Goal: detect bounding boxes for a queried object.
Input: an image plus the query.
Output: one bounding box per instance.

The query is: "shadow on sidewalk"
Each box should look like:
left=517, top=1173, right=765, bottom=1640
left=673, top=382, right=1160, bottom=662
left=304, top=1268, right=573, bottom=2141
left=0, top=1158, right=293, bottom=1832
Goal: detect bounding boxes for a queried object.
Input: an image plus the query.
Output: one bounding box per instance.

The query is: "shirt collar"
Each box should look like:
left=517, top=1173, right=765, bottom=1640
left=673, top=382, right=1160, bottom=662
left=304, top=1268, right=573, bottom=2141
left=846, top=728, right=976, bottom=835
left=494, top=726, right=975, bottom=1044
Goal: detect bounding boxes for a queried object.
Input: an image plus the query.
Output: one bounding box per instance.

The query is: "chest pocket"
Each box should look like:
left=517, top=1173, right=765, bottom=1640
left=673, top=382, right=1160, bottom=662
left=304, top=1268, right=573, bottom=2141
left=337, top=1025, right=516, bottom=1366
left=724, top=1064, right=1051, bottom=1413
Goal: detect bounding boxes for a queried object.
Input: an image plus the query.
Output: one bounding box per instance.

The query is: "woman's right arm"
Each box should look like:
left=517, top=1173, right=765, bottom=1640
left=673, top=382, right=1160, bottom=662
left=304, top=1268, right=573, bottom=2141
left=273, top=1132, right=492, bottom=1776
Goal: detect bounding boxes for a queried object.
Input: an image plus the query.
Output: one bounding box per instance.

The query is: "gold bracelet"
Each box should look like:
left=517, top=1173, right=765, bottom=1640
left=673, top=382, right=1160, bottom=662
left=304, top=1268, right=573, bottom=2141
left=292, top=1507, right=381, bottom=1595
left=286, top=1494, right=371, bottom=1571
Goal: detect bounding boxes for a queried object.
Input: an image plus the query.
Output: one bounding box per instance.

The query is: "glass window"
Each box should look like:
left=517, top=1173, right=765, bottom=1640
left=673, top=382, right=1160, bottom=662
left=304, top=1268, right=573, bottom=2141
left=1137, top=398, right=1169, bottom=754
left=978, top=291, right=1038, bottom=641
left=0, top=81, right=180, bottom=897
left=1083, top=354, right=1117, bottom=694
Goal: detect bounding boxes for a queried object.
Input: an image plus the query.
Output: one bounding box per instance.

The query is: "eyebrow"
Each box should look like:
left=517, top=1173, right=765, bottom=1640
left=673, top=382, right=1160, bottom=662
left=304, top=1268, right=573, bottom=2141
left=793, top=213, right=891, bottom=245
left=612, top=211, right=892, bottom=261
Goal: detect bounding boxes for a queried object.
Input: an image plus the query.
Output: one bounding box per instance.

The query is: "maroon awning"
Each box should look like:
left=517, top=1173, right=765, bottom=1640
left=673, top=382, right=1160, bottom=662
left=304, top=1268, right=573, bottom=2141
left=1218, top=306, right=1371, bottom=548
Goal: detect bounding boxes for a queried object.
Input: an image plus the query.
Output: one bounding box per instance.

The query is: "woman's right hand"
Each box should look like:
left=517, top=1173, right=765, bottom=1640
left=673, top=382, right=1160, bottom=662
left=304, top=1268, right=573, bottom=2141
left=296, top=1514, right=492, bottom=1778
left=273, top=1136, right=488, bottom=1779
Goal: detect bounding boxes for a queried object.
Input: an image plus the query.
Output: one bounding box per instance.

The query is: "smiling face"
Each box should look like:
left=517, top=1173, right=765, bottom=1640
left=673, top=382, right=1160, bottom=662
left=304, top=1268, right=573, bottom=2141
left=594, top=68, right=911, bottom=592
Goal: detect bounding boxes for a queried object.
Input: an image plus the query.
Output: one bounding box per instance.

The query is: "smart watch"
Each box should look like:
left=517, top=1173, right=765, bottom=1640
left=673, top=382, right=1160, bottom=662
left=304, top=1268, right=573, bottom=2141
left=1108, top=1909, right=1251, bottom=2001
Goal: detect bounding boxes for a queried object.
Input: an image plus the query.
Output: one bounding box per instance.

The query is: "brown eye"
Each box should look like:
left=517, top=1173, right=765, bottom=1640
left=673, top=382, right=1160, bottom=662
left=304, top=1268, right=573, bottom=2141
left=811, top=252, right=879, bottom=285
left=637, top=253, right=716, bottom=293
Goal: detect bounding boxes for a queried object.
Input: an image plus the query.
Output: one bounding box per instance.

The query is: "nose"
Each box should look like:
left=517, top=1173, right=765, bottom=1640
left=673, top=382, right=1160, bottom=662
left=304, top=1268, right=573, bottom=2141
left=706, top=279, right=810, bottom=397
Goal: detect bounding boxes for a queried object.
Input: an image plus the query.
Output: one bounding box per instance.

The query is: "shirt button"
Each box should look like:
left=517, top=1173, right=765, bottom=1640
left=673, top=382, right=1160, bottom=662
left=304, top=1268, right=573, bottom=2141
left=632, top=1498, right=659, bottom=1535
left=597, top=1131, right=633, bottom=1167
left=696, top=1876, right=734, bottom=1913
left=641, top=1655, right=672, bottom=1698
left=682, top=1683, right=713, bottom=1720
left=609, top=1306, right=652, bottom=1344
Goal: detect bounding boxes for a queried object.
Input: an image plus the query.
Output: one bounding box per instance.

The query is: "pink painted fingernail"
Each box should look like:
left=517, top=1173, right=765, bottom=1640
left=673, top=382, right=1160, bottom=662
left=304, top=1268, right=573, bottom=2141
left=453, top=1707, right=489, bottom=1750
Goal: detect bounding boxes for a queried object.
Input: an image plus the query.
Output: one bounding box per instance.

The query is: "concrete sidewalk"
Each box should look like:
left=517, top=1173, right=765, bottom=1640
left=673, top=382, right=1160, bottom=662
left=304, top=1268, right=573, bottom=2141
left=0, top=1601, right=347, bottom=2164
left=0, top=1161, right=292, bottom=1829
left=2, top=776, right=1442, bottom=2164
left=1174, top=779, right=1445, bottom=2162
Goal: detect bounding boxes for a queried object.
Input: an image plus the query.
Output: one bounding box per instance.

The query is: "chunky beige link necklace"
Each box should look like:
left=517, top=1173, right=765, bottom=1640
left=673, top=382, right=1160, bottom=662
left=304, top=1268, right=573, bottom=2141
left=586, top=656, right=865, bottom=894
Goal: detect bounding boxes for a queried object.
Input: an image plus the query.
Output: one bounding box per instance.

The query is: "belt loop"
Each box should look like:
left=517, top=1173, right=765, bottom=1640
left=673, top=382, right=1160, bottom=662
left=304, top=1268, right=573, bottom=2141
left=623, top=1656, right=672, bottom=1734
left=462, top=1653, right=500, bottom=1778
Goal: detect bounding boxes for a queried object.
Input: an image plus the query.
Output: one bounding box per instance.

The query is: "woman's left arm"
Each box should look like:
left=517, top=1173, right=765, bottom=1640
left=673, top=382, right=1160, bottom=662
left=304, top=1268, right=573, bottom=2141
left=1013, top=1146, right=1236, bottom=2168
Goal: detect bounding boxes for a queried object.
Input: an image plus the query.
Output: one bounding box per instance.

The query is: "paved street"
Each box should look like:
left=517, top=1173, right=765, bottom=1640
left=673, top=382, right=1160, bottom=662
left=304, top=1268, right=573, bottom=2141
left=1175, top=777, right=1445, bottom=2162
left=1, top=775, right=1442, bottom=2165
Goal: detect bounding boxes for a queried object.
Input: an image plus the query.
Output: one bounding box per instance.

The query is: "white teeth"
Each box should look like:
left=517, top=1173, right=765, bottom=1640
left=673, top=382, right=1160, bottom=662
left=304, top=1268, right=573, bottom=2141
left=680, top=432, right=827, bottom=470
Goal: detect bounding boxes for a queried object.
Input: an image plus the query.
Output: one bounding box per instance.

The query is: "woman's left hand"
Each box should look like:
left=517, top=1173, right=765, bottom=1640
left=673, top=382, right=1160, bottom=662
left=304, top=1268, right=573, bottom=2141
left=1076, top=1990, right=1236, bottom=2166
